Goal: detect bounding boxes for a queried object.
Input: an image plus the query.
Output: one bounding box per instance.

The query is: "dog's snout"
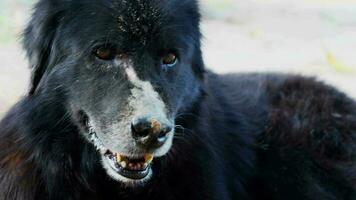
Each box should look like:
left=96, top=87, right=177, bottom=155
left=131, top=117, right=172, bottom=148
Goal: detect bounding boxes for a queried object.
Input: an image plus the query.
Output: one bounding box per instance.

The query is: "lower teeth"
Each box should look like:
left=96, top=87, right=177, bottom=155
left=120, top=161, right=127, bottom=168
left=114, top=153, right=153, bottom=170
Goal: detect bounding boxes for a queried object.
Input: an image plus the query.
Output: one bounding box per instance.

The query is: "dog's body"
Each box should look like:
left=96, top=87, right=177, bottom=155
left=1, top=0, right=356, bottom=199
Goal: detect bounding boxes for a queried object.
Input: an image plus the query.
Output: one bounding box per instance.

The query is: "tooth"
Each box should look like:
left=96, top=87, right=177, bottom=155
left=120, top=161, right=127, bottom=168
left=116, top=154, right=123, bottom=162
left=144, top=153, right=153, bottom=163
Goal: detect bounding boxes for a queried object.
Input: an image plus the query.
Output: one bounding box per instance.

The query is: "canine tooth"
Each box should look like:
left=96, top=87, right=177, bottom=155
left=144, top=153, right=153, bottom=163
left=120, top=161, right=127, bottom=168
left=116, top=154, right=123, bottom=162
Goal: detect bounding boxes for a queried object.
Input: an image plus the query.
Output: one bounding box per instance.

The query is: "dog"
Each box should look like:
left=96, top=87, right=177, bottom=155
left=0, top=0, right=356, bottom=199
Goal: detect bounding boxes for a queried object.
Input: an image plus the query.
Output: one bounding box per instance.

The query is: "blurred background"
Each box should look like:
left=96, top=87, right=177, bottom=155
left=0, top=0, right=356, bottom=118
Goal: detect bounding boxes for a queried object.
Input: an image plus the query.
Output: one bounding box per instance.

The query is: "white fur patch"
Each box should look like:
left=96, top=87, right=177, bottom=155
left=124, top=64, right=168, bottom=123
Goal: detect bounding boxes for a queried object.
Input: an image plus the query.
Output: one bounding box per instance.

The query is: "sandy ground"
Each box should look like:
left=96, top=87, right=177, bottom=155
left=0, top=0, right=355, bottom=117
left=200, top=0, right=356, bottom=98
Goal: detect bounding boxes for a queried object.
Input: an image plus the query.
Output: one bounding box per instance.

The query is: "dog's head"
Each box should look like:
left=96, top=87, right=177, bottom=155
left=23, top=0, right=204, bottom=186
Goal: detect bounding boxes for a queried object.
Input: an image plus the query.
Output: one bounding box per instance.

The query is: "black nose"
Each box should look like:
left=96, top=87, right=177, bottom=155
left=131, top=117, right=173, bottom=148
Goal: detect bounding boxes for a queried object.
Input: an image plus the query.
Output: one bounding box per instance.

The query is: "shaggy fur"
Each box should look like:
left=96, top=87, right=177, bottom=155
left=1, top=0, right=356, bottom=199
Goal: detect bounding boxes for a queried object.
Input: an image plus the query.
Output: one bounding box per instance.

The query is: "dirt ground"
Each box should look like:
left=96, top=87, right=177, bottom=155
left=0, top=0, right=355, bottom=117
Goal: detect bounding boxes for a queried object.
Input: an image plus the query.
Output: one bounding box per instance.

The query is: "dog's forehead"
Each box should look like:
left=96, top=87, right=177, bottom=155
left=114, top=0, right=162, bottom=41
left=116, top=0, right=161, bottom=24
left=69, top=0, right=167, bottom=46
left=64, top=0, right=198, bottom=50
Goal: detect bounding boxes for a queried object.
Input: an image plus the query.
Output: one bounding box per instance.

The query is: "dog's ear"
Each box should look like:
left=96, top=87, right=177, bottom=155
left=23, top=1, right=64, bottom=95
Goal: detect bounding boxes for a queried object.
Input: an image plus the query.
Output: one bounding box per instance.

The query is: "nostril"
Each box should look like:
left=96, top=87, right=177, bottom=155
left=156, top=125, right=172, bottom=143
left=131, top=119, right=151, bottom=138
left=158, top=126, right=172, bottom=138
left=157, top=131, right=167, bottom=140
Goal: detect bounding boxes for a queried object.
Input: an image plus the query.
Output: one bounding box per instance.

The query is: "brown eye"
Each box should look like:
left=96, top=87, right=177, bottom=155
left=161, top=53, right=178, bottom=67
left=94, top=46, right=116, bottom=60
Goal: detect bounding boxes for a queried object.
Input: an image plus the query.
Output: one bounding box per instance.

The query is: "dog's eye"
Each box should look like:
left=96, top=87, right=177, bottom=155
left=161, top=53, right=178, bottom=68
left=94, top=46, right=117, bottom=60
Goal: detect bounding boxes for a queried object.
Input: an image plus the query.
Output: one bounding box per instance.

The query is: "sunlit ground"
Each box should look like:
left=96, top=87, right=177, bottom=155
left=0, top=0, right=356, bottom=117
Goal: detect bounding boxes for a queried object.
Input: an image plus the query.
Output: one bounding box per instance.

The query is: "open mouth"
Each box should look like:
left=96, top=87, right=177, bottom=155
left=104, top=151, right=153, bottom=180
left=77, top=111, right=154, bottom=181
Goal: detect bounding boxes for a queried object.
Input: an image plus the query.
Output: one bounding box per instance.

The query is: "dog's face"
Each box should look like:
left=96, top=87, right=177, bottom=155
left=24, top=0, right=203, bottom=186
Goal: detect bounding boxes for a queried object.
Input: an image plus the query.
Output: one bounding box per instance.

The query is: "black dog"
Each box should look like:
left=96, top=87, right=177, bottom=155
left=1, top=0, right=356, bottom=199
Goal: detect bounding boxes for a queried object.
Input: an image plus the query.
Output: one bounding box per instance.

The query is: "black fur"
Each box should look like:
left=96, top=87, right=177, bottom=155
left=1, top=0, right=356, bottom=199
